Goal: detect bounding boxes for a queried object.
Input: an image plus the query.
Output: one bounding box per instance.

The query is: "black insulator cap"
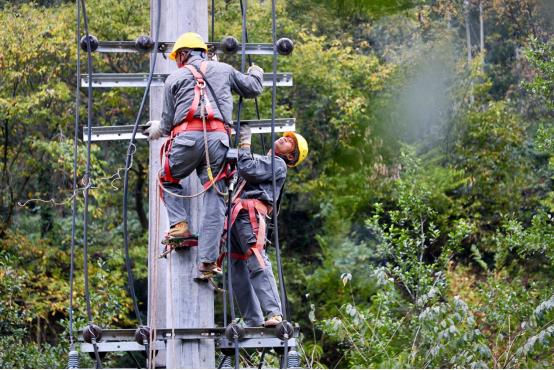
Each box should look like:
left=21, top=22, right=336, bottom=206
left=134, top=326, right=151, bottom=345
left=82, top=323, right=103, bottom=343
left=135, top=35, right=154, bottom=52
left=80, top=35, right=99, bottom=52
left=220, top=36, right=239, bottom=54
left=224, top=322, right=245, bottom=341
left=276, top=37, right=294, bottom=56
left=275, top=321, right=294, bottom=340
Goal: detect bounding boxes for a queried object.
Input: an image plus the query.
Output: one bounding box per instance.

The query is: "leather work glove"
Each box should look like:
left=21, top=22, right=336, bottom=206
left=247, top=64, right=264, bottom=75
left=143, top=120, right=164, bottom=141
left=238, top=124, right=252, bottom=147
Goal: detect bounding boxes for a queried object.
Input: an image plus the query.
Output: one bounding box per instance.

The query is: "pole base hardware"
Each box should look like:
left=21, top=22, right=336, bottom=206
left=82, top=324, right=103, bottom=343
left=225, top=323, right=246, bottom=341
left=134, top=326, right=151, bottom=345
left=275, top=321, right=294, bottom=341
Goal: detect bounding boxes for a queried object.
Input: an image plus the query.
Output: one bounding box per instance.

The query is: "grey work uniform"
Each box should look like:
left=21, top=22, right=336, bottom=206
left=230, top=148, right=287, bottom=326
left=160, top=55, right=263, bottom=264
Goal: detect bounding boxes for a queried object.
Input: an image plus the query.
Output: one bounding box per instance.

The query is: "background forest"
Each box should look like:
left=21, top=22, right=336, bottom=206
left=0, top=0, right=553, bottom=368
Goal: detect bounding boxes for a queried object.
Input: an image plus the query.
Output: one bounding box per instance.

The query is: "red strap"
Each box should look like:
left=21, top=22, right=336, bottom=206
left=183, top=61, right=215, bottom=122
left=220, top=199, right=271, bottom=268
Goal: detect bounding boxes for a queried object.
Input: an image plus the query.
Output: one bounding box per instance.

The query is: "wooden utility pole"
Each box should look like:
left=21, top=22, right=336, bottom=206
left=148, top=1, right=214, bottom=368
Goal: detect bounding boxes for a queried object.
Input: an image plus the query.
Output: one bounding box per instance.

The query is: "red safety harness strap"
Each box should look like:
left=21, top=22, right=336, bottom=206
left=159, top=61, right=228, bottom=189
left=183, top=62, right=215, bottom=122
left=219, top=198, right=272, bottom=268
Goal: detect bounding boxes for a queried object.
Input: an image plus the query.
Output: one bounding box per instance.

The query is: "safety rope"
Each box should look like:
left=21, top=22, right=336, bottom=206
left=270, top=0, right=291, bottom=367
left=148, top=189, right=161, bottom=369
left=168, top=252, right=177, bottom=367
left=121, top=0, right=162, bottom=329
left=79, top=0, right=102, bottom=367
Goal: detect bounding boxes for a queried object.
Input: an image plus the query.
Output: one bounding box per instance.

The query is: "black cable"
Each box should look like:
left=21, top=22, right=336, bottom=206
left=121, top=0, right=162, bottom=329
left=238, top=0, right=266, bottom=153
left=258, top=348, right=266, bottom=369
left=79, top=0, right=102, bottom=367
left=68, top=0, right=81, bottom=354
left=211, top=0, right=215, bottom=42
left=270, top=0, right=290, bottom=367
left=127, top=351, right=143, bottom=369
left=225, top=177, right=240, bottom=369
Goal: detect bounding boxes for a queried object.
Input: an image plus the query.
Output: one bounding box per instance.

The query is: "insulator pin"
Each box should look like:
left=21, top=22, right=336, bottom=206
left=82, top=323, right=103, bottom=343
left=80, top=35, right=99, bottom=52
left=225, top=322, right=245, bottom=341
left=135, top=35, right=154, bottom=52
left=275, top=321, right=294, bottom=340
left=134, top=326, right=151, bottom=345
left=276, top=37, right=294, bottom=56
left=220, top=36, right=239, bottom=54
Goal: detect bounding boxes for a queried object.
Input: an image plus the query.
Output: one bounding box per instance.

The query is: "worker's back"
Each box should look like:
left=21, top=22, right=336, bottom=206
left=161, top=55, right=264, bottom=134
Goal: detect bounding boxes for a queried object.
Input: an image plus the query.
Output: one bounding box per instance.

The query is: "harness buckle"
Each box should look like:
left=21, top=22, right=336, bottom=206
left=196, top=79, right=206, bottom=89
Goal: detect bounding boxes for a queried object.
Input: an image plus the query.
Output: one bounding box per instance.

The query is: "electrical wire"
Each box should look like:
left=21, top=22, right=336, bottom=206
left=68, top=0, right=81, bottom=355
left=238, top=0, right=266, bottom=153
left=270, top=0, right=290, bottom=367
left=121, top=0, right=162, bottom=328
left=79, top=0, right=102, bottom=367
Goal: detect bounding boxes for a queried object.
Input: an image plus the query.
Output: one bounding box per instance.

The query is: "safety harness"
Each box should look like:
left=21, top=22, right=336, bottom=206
left=218, top=179, right=272, bottom=269
left=159, top=61, right=230, bottom=189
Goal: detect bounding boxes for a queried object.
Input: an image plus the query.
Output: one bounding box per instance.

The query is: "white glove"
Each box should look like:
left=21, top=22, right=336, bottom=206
left=247, top=64, right=264, bottom=75
left=239, top=124, right=252, bottom=147
left=143, top=120, right=163, bottom=141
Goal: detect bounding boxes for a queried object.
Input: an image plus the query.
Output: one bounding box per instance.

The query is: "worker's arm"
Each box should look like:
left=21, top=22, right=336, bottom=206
left=159, top=78, right=176, bottom=135
left=237, top=148, right=286, bottom=184
left=229, top=64, right=264, bottom=98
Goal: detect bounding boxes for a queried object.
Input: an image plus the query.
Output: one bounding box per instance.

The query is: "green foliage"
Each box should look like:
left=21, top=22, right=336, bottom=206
left=525, top=38, right=554, bottom=110
left=1, top=0, right=553, bottom=368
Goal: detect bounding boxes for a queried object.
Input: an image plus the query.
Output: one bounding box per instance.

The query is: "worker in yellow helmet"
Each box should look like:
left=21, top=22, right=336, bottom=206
left=143, top=32, right=264, bottom=278
left=217, top=128, right=308, bottom=327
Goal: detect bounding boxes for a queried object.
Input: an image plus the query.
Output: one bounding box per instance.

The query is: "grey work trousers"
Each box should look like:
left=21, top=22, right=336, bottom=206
left=229, top=211, right=282, bottom=326
left=161, top=131, right=229, bottom=263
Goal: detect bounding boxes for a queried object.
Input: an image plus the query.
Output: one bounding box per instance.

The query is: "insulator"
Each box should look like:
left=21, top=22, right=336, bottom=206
left=276, top=37, right=294, bottom=56
left=134, top=326, right=151, bottom=345
left=82, top=323, right=103, bottom=344
left=135, top=35, right=154, bottom=52
left=219, top=355, right=233, bottom=369
left=275, top=321, right=294, bottom=341
left=287, top=350, right=301, bottom=368
left=80, top=35, right=99, bottom=52
left=68, top=350, right=80, bottom=369
left=225, top=322, right=245, bottom=341
left=220, top=36, right=239, bottom=54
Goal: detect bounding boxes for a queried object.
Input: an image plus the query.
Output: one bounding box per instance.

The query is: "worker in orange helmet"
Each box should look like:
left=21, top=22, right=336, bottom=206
left=223, top=127, right=308, bottom=327
left=143, top=32, right=264, bottom=278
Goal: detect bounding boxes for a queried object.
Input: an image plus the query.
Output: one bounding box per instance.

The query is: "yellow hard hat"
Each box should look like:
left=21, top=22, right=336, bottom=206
left=169, top=32, right=208, bottom=60
left=283, top=131, right=308, bottom=167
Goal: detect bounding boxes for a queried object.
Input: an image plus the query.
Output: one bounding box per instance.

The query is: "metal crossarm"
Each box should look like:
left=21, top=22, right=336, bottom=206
left=81, top=73, right=292, bottom=88
left=97, top=41, right=275, bottom=55
left=83, top=118, right=295, bottom=142
left=77, top=326, right=299, bottom=353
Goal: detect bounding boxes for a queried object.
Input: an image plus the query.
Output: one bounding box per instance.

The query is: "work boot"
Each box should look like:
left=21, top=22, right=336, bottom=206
left=264, top=314, right=283, bottom=327
left=194, top=262, right=223, bottom=283
left=162, top=221, right=197, bottom=245
left=198, top=262, right=223, bottom=275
